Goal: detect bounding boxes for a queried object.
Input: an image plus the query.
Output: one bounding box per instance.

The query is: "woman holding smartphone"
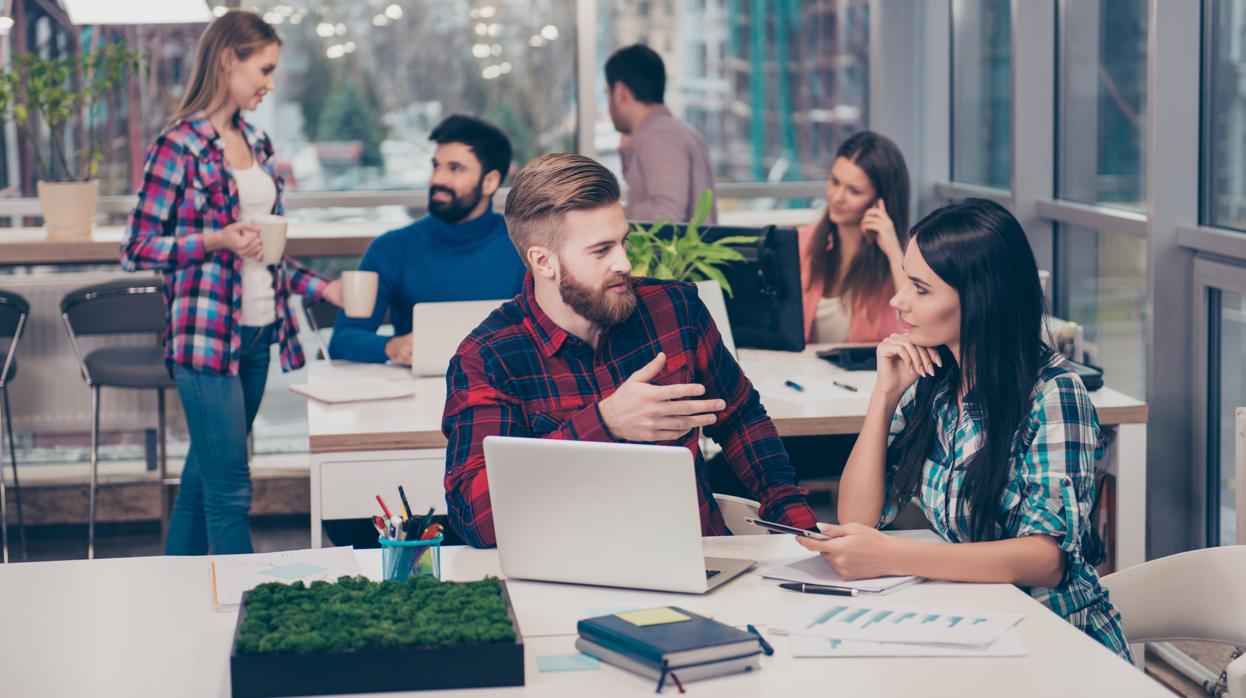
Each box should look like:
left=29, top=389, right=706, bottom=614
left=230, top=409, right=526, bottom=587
left=798, top=130, right=910, bottom=345
left=123, top=10, right=342, bottom=555
left=796, top=198, right=1130, bottom=659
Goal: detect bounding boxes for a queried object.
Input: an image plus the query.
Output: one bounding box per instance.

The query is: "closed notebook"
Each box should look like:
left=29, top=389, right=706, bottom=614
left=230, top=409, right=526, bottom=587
left=576, top=607, right=761, bottom=667
left=575, top=637, right=761, bottom=682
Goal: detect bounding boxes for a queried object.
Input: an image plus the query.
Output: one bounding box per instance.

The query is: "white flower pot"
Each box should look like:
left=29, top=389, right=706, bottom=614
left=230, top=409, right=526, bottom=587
left=37, top=179, right=99, bottom=241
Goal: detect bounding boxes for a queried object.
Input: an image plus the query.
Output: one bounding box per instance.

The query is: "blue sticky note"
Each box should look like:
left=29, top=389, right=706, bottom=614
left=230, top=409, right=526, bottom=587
left=261, top=562, right=329, bottom=581
left=538, top=654, right=600, bottom=673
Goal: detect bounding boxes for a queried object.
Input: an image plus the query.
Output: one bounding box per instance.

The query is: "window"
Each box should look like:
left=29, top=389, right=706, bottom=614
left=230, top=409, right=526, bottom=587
left=950, top=0, right=1011, bottom=190
left=1, top=1, right=578, bottom=199
left=1057, top=0, right=1147, bottom=208
left=246, top=1, right=576, bottom=192
left=1209, top=289, right=1246, bottom=545
left=595, top=0, right=870, bottom=184
left=1055, top=225, right=1148, bottom=398
left=1203, top=0, right=1246, bottom=231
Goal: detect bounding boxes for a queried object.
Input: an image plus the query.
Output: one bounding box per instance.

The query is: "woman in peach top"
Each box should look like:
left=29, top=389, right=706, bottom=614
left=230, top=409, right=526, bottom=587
left=799, top=131, right=911, bottom=344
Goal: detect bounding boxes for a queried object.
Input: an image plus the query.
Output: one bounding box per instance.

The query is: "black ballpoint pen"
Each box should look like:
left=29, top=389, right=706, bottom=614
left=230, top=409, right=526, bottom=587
left=778, top=582, right=858, bottom=597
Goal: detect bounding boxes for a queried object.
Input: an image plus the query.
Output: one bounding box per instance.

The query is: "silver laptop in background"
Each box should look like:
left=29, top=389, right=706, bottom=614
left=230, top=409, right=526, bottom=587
left=482, top=436, right=755, bottom=594
left=410, top=299, right=505, bottom=376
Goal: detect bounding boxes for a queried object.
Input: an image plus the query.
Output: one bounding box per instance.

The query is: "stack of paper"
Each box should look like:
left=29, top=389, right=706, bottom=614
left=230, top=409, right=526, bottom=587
left=209, top=546, right=360, bottom=611
left=770, top=599, right=1027, bottom=658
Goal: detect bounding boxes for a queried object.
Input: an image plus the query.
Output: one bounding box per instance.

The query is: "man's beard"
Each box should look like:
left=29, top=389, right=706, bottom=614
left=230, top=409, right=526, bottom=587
left=428, top=178, right=485, bottom=224
left=559, top=265, right=637, bottom=327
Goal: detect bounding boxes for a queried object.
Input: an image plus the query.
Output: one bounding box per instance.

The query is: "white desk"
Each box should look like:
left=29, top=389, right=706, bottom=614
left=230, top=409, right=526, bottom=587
left=0, top=536, right=1167, bottom=697
left=304, top=350, right=1148, bottom=571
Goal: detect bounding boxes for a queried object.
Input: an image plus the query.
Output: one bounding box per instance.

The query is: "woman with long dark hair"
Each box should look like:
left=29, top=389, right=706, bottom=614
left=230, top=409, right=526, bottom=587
left=123, top=10, right=342, bottom=555
left=798, top=130, right=910, bottom=344
left=797, top=198, right=1131, bottom=659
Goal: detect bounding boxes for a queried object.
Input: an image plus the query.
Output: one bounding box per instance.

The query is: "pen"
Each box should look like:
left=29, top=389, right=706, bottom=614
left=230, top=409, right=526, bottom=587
left=778, top=582, right=858, bottom=597
left=832, top=380, right=859, bottom=393
left=784, top=379, right=804, bottom=392
left=746, top=624, right=774, bottom=656
left=397, top=485, right=415, bottom=520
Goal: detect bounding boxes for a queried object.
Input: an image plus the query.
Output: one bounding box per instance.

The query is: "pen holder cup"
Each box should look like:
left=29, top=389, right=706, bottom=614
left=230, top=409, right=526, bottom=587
left=379, top=534, right=443, bottom=581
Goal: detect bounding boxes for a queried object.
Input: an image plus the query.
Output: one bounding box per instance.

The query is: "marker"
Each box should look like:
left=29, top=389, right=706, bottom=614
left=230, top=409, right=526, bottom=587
left=390, top=515, right=405, bottom=540
left=746, top=624, right=774, bottom=656
left=784, top=380, right=804, bottom=392
left=371, top=515, right=388, bottom=537
left=832, top=380, right=859, bottom=393
left=376, top=494, right=394, bottom=520
left=778, top=582, right=858, bottom=597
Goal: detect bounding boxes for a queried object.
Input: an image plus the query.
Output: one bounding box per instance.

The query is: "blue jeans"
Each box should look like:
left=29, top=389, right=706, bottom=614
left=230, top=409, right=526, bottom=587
left=165, top=324, right=274, bottom=555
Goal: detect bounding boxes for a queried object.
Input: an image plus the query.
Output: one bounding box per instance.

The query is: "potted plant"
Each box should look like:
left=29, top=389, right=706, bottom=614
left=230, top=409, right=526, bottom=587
left=0, top=40, right=144, bottom=240
left=626, top=189, right=757, bottom=298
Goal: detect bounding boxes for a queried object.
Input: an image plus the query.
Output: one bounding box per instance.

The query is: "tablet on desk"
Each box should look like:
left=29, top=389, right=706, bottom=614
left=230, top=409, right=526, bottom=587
left=817, top=345, right=877, bottom=371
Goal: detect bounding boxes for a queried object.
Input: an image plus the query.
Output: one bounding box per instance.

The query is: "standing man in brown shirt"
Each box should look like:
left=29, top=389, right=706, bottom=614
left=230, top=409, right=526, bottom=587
left=605, top=44, right=718, bottom=224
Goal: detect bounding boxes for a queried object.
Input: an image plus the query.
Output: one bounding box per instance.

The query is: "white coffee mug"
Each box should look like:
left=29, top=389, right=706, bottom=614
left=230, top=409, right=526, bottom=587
left=341, top=270, right=379, bottom=318
left=255, top=214, right=288, bottom=265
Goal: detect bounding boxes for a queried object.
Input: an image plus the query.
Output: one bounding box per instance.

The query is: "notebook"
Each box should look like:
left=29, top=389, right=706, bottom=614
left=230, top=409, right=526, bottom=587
left=577, top=607, right=762, bottom=668
left=758, top=529, right=945, bottom=595
left=288, top=377, right=417, bottom=404
left=575, top=637, right=761, bottom=682
left=209, top=546, right=359, bottom=611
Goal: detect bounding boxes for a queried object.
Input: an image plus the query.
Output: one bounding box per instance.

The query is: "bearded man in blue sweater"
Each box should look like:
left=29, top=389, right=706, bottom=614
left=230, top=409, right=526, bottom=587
left=328, top=115, right=526, bottom=364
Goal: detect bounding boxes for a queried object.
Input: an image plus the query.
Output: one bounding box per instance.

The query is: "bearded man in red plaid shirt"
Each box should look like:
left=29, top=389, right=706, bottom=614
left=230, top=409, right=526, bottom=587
left=442, top=153, right=815, bottom=547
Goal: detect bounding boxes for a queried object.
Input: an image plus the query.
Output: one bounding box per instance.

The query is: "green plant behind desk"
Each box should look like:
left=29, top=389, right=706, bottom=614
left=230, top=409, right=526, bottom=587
left=625, top=189, right=757, bottom=297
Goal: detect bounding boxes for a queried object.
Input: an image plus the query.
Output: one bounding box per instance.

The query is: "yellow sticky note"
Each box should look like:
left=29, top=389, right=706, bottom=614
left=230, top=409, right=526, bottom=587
left=616, top=607, right=692, bottom=627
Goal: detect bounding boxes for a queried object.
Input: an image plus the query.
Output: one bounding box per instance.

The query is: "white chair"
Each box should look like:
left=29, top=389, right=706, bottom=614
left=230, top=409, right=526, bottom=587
left=712, top=493, right=766, bottom=536
left=1100, top=545, right=1246, bottom=695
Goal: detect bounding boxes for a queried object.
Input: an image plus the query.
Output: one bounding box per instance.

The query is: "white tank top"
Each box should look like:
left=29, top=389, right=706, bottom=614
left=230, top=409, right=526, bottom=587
left=233, top=163, right=278, bottom=327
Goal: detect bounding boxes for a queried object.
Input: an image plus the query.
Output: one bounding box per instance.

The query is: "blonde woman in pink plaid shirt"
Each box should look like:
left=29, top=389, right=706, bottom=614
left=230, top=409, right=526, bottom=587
left=122, top=10, right=342, bottom=555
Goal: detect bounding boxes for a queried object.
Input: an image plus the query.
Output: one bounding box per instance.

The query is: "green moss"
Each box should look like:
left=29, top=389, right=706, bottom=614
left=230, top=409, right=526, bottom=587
left=235, top=576, right=516, bottom=655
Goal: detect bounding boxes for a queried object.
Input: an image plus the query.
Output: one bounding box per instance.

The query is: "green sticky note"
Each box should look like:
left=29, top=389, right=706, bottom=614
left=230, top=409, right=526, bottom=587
left=616, top=607, right=692, bottom=627
left=538, top=654, right=600, bottom=672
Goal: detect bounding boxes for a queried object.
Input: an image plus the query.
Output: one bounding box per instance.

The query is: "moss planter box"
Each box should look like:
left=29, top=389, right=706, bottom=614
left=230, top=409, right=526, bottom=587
left=229, top=576, right=524, bottom=697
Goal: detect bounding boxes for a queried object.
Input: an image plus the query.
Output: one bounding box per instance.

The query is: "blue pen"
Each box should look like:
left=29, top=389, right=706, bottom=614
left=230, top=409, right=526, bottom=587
left=746, top=624, right=775, bottom=656
left=784, top=379, right=804, bottom=392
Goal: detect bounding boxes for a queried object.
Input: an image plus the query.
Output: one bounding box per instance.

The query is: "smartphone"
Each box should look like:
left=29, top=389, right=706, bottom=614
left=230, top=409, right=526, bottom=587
left=743, top=517, right=830, bottom=540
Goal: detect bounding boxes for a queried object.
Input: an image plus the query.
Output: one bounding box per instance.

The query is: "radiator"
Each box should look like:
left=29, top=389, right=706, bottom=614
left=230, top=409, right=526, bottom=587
left=3, top=271, right=177, bottom=433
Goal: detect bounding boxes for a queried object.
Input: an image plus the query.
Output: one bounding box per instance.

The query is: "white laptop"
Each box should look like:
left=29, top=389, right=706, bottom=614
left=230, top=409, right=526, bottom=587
left=482, top=436, right=755, bottom=594
left=409, top=299, right=505, bottom=376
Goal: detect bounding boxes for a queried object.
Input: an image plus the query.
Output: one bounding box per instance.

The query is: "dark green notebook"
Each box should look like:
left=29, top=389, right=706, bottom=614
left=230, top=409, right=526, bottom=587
left=576, top=607, right=761, bottom=668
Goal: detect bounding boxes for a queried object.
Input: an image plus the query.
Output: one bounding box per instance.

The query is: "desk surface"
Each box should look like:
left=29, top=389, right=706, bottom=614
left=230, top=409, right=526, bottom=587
left=306, top=348, right=1148, bottom=454
left=0, top=535, right=1165, bottom=698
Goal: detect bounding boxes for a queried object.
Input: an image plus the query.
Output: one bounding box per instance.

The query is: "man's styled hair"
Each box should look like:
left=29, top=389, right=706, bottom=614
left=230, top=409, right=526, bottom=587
left=428, top=114, right=513, bottom=183
left=604, top=44, right=666, bottom=104
left=504, top=154, right=621, bottom=267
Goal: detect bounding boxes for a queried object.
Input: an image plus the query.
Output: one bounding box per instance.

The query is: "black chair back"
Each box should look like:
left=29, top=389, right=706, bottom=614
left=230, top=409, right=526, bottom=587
left=0, top=290, right=29, bottom=339
left=61, top=280, right=166, bottom=336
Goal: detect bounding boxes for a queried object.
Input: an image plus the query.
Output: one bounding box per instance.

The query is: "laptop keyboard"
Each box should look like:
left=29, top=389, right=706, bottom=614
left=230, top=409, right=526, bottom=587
left=706, top=569, right=721, bottom=579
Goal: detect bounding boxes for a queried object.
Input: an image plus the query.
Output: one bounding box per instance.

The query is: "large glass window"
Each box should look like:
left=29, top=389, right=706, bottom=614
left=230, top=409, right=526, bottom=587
left=1057, top=0, right=1147, bottom=208
left=1, top=1, right=578, bottom=200
left=1204, top=0, right=1246, bottom=231
left=950, top=0, right=1011, bottom=190
left=1056, top=225, right=1148, bottom=399
left=595, top=0, right=870, bottom=184
left=1210, top=289, right=1246, bottom=545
